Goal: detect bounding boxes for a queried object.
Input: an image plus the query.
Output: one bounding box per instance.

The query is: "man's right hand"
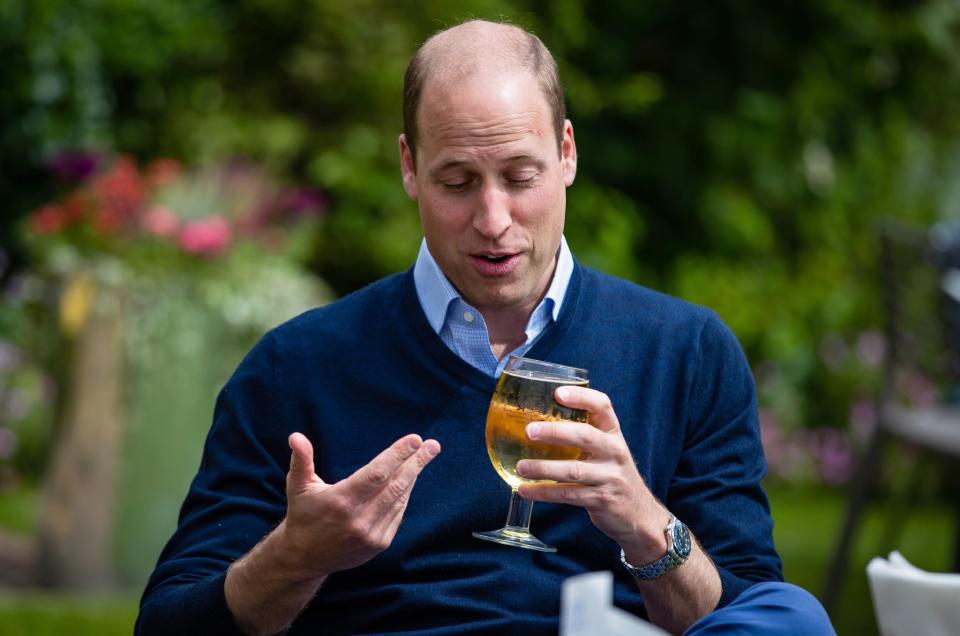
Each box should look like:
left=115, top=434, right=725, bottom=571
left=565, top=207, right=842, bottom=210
left=282, top=432, right=442, bottom=577
left=225, top=432, right=441, bottom=636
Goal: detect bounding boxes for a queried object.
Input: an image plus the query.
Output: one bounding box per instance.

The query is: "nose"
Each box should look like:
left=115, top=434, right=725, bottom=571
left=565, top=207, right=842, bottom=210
left=473, top=183, right=512, bottom=239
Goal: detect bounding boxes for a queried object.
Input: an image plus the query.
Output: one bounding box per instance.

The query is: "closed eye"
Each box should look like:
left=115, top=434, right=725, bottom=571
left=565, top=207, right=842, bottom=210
left=442, top=179, right=473, bottom=192
left=507, top=174, right=537, bottom=188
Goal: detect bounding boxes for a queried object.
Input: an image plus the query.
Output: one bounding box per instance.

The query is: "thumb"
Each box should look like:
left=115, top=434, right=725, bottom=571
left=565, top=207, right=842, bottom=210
left=287, top=432, right=323, bottom=491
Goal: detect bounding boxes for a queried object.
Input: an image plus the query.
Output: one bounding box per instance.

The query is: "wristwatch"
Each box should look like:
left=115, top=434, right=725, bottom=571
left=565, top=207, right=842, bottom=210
left=619, top=515, right=692, bottom=580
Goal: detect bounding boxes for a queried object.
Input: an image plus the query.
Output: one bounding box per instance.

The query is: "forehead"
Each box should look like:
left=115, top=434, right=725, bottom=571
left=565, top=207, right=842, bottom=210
left=416, top=72, right=553, bottom=164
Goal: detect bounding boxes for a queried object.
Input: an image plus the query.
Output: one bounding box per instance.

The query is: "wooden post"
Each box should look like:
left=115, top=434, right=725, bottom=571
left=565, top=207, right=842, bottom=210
left=37, top=275, right=125, bottom=589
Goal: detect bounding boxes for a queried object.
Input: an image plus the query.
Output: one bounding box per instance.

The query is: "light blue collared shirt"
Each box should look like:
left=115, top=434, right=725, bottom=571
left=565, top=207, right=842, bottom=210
left=413, top=236, right=574, bottom=377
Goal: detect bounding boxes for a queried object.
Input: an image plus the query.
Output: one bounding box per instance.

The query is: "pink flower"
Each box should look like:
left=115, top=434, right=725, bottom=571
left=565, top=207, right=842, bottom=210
left=142, top=206, right=180, bottom=237
left=178, top=215, right=232, bottom=256
left=145, top=158, right=182, bottom=189
left=64, top=192, right=90, bottom=223
left=28, top=204, right=66, bottom=235
left=92, top=155, right=144, bottom=231
left=856, top=330, right=886, bottom=368
left=809, top=428, right=854, bottom=486
left=758, top=409, right=785, bottom=471
left=848, top=399, right=876, bottom=441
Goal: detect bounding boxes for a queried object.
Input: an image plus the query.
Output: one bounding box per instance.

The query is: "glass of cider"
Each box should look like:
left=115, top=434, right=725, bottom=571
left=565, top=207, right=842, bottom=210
left=472, top=356, right=589, bottom=553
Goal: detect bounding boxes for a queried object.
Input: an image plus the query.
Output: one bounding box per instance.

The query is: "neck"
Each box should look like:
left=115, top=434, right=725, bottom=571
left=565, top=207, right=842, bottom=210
left=484, top=306, right=535, bottom=361
left=480, top=256, right=557, bottom=361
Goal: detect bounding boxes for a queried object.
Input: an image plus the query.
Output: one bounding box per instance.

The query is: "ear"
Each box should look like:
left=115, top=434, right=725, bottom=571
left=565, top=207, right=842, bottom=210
left=561, top=120, right=577, bottom=187
left=399, top=134, right=419, bottom=200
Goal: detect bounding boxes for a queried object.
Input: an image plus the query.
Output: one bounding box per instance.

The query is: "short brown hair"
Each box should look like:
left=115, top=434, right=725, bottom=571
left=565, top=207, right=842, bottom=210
left=402, top=21, right=566, bottom=165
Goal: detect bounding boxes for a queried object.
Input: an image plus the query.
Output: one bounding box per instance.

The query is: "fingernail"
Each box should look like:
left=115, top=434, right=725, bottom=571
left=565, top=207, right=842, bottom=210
left=556, top=387, right=569, bottom=400
left=408, top=437, right=422, bottom=451
left=425, top=441, right=440, bottom=457
left=527, top=423, right=540, bottom=439
left=516, top=460, right=529, bottom=475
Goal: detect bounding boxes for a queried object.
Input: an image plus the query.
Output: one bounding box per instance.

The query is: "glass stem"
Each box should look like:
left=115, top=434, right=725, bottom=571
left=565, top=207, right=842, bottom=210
left=504, top=488, right=534, bottom=532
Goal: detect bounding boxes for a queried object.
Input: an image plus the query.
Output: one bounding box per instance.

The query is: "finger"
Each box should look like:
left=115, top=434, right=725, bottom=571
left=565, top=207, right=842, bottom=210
left=525, top=421, right=613, bottom=456
left=377, top=499, right=413, bottom=551
left=287, top=432, right=324, bottom=491
left=515, top=458, right=610, bottom=485
left=369, top=439, right=441, bottom=519
left=376, top=442, right=442, bottom=539
left=517, top=482, right=591, bottom=506
left=554, top=386, right=620, bottom=433
left=345, top=434, right=425, bottom=500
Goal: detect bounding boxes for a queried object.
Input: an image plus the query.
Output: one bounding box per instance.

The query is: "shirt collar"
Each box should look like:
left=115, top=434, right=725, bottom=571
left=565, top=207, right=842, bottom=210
left=413, top=235, right=573, bottom=335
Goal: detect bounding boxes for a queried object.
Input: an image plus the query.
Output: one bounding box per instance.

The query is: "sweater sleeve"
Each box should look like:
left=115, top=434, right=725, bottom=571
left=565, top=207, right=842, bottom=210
left=668, top=312, right=783, bottom=609
left=135, top=333, right=289, bottom=635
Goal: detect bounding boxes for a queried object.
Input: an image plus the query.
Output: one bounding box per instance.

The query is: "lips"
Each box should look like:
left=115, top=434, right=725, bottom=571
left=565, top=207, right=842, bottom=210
left=470, top=252, right=521, bottom=276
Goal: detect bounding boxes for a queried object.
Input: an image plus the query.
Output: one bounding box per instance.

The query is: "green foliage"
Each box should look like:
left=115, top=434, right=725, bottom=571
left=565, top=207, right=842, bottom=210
left=4, top=1, right=960, bottom=492
left=546, top=1, right=960, bottom=454
left=0, top=483, right=39, bottom=536
left=0, top=271, right=57, bottom=485
left=0, top=592, right=137, bottom=636
left=566, top=182, right=646, bottom=282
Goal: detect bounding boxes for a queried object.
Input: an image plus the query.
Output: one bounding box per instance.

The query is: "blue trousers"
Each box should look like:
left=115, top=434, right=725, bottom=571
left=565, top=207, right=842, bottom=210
left=684, top=582, right=836, bottom=635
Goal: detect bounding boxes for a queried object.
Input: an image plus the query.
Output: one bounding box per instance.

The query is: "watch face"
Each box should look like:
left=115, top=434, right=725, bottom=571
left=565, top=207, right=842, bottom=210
left=673, top=521, right=692, bottom=558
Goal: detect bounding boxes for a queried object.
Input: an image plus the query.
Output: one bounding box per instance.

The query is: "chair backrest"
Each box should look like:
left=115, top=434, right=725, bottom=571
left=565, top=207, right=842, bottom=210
left=878, top=221, right=959, bottom=406
left=929, top=224, right=960, bottom=400
left=867, top=551, right=960, bottom=636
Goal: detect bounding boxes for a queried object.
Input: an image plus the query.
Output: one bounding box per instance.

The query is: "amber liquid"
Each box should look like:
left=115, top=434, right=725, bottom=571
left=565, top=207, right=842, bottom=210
left=485, top=370, right=589, bottom=488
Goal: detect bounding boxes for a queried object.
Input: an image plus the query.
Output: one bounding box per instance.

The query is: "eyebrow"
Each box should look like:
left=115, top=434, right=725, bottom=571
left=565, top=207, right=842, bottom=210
left=429, top=154, right=545, bottom=177
left=503, top=154, right=545, bottom=167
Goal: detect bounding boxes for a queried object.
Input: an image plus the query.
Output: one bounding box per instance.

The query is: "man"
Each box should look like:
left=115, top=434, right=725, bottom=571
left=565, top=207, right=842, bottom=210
left=137, top=20, right=834, bottom=635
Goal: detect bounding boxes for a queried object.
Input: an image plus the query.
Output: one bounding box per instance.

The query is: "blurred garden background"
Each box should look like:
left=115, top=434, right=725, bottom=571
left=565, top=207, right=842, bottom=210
left=2, top=0, right=960, bottom=634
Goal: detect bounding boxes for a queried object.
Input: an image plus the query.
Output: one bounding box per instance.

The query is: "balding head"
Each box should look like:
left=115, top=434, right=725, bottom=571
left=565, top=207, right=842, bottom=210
left=402, top=20, right=566, bottom=165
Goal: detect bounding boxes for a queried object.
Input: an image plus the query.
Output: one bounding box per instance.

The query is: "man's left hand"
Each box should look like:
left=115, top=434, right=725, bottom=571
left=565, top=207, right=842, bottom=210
left=516, top=385, right=670, bottom=564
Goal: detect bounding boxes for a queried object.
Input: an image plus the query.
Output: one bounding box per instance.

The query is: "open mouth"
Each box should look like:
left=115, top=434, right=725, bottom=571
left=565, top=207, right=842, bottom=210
left=470, top=252, right=520, bottom=276
left=479, top=255, right=511, bottom=264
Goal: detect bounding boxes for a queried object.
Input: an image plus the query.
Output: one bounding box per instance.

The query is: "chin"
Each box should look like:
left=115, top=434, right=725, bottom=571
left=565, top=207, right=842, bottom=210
left=474, top=287, right=528, bottom=311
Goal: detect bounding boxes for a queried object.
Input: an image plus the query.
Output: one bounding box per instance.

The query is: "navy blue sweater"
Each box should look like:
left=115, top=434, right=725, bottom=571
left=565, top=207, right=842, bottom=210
left=136, top=264, right=782, bottom=635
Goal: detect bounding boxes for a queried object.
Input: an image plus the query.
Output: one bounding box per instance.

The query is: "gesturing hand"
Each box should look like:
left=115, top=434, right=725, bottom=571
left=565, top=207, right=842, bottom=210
left=282, top=432, right=441, bottom=577
left=515, top=386, right=669, bottom=563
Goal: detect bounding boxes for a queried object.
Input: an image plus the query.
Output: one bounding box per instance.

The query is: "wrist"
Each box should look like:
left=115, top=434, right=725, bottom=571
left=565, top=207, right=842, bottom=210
left=621, top=510, right=673, bottom=566
left=225, top=521, right=327, bottom=636
left=272, top=519, right=330, bottom=587
left=620, top=514, right=693, bottom=581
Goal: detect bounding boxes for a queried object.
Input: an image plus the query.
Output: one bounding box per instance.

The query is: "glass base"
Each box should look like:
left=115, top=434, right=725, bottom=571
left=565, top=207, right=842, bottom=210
left=472, top=527, right=557, bottom=553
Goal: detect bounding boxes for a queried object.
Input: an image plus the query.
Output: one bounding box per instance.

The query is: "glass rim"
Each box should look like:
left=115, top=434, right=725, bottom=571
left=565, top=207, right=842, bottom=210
left=504, top=355, right=588, bottom=380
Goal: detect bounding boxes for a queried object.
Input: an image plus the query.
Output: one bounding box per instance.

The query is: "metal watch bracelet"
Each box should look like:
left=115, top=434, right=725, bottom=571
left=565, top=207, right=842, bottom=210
left=619, top=515, right=692, bottom=581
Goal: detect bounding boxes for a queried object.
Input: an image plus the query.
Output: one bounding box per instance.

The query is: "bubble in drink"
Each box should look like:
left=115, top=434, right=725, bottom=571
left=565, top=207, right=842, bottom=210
left=485, top=369, right=589, bottom=488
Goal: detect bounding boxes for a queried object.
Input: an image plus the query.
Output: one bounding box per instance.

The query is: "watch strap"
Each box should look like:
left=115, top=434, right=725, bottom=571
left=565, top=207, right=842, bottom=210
left=619, top=515, right=691, bottom=581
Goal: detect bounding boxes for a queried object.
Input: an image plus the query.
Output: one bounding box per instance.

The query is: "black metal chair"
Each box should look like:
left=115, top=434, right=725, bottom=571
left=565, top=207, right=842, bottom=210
left=821, top=220, right=960, bottom=615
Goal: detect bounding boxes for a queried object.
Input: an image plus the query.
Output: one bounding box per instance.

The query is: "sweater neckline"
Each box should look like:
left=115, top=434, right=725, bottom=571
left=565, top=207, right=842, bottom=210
left=400, top=262, right=584, bottom=394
